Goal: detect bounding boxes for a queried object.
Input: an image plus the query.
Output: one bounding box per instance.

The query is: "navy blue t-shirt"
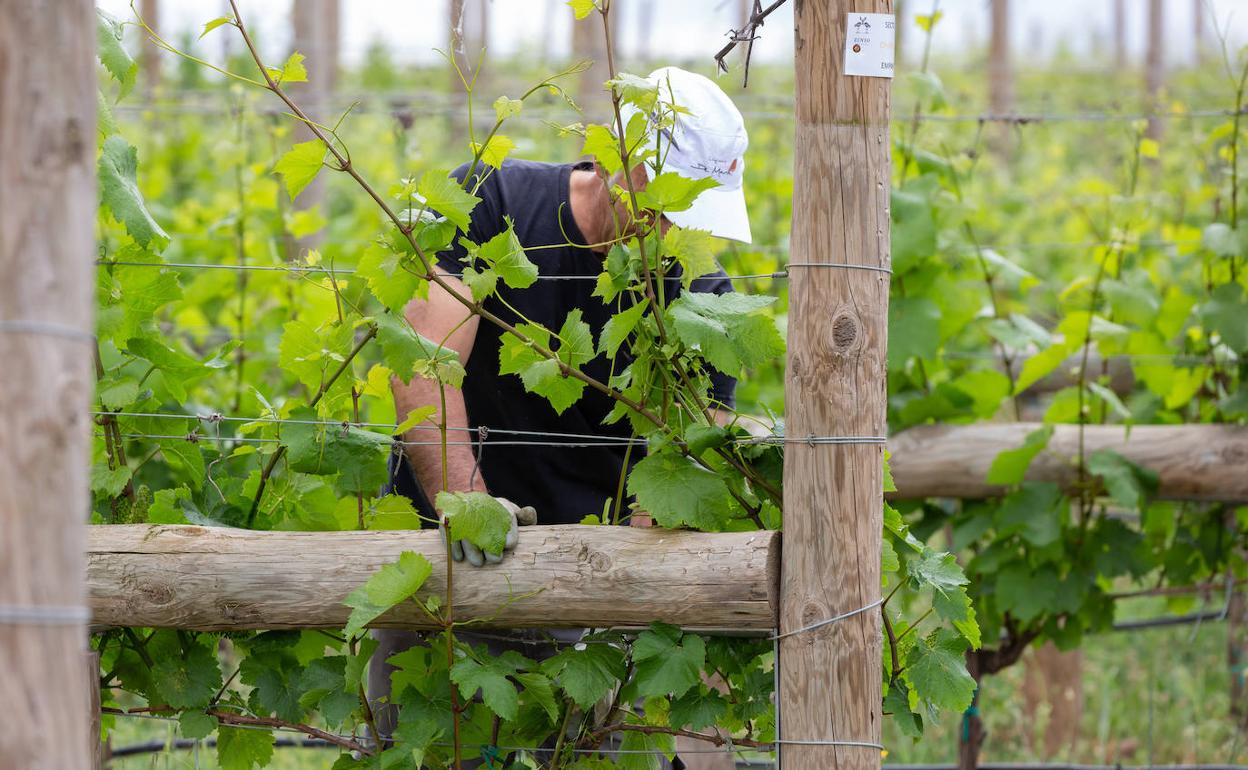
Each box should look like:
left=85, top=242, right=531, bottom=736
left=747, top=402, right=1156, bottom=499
left=389, top=159, right=736, bottom=524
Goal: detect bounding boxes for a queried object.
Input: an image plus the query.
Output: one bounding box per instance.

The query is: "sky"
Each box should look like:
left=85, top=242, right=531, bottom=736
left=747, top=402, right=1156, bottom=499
left=100, top=0, right=1248, bottom=73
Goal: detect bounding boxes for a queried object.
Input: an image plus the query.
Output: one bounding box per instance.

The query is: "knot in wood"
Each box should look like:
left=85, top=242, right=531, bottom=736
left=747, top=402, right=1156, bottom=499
left=831, top=314, right=858, bottom=351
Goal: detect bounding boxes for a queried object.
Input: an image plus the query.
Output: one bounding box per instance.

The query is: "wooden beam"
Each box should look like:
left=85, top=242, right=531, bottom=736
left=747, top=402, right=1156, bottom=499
left=0, top=1, right=96, bottom=768
left=87, top=525, right=780, bottom=631
left=783, top=1, right=891, bottom=769
left=888, top=423, right=1248, bottom=502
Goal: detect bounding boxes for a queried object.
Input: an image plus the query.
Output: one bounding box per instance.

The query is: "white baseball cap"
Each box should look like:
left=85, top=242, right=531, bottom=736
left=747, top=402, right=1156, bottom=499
left=622, top=67, right=753, bottom=244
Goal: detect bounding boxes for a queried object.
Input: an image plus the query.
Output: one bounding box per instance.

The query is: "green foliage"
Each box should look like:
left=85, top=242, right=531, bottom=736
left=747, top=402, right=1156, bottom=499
left=343, top=551, right=433, bottom=638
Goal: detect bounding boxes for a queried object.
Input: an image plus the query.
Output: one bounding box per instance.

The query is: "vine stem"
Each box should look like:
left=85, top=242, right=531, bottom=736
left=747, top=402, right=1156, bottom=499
left=245, top=325, right=378, bottom=526
left=582, top=722, right=768, bottom=750
left=105, top=707, right=373, bottom=756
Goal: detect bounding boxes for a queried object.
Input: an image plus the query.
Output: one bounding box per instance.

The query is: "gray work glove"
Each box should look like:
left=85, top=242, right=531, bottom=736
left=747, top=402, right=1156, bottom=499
left=444, top=496, right=537, bottom=567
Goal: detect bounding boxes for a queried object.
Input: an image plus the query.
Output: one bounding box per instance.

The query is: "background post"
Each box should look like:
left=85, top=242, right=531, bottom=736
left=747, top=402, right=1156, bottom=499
left=780, top=1, right=892, bottom=769
left=0, top=1, right=97, bottom=768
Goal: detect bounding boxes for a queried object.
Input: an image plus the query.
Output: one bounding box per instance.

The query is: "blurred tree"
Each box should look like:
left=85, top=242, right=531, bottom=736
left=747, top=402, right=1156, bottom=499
left=290, top=0, right=340, bottom=249
left=141, top=0, right=162, bottom=94
left=1146, top=0, right=1164, bottom=138
left=989, top=0, right=1013, bottom=116
left=1114, top=0, right=1127, bottom=72
left=573, top=1, right=612, bottom=123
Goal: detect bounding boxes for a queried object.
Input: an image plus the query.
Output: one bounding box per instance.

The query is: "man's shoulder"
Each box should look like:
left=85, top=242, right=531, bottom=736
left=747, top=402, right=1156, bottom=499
left=451, top=158, right=571, bottom=189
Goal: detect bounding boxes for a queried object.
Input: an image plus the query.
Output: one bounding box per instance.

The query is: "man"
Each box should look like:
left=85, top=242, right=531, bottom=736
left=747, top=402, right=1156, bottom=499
left=370, top=66, right=752, bottom=768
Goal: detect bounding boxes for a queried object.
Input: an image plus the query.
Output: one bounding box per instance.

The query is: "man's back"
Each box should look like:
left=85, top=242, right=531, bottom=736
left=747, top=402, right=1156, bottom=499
left=388, top=158, right=735, bottom=524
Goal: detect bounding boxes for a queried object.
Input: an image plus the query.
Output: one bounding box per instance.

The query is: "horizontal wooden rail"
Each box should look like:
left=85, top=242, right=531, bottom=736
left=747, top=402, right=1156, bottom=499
left=88, top=525, right=780, bottom=632
left=888, top=423, right=1248, bottom=502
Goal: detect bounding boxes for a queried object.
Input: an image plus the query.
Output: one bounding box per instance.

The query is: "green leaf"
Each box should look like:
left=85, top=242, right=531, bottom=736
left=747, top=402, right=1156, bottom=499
left=1087, top=449, right=1158, bottom=511
left=1014, top=341, right=1075, bottom=394
left=282, top=408, right=392, bottom=494
left=99, top=136, right=169, bottom=249
left=905, top=628, right=975, bottom=712
left=515, top=672, right=559, bottom=724
left=542, top=642, right=626, bottom=709
left=891, top=186, right=937, bottom=271
left=92, top=464, right=132, bottom=498
left=888, top=296, right=941, bottom=367
left=636, top=172, right=719, bottom=213
left=157, top=436, right=207, bottom=490
left=1202, top=282, right=1248, bottom=353
left=606, top=72, right=660, bottom=111
left=179, top=711, right=217, bottom=740
left=96, top=10, right=136, bottom=98
left=997, top=482, right=1064, bottom=546
left=932, top=587, right=981, bottom=649
left=630, top=625, right=705, bottom=699
left=884, top=680, right=924, bottom=739
left=668, top=292, right=784, bottom=374
left=436, top=491, right=511, bottom=554
left=451, top=657, right=519, bottom=721
left=582, top=124, right=623, bottom=174
left=663, top=227, right=718, bottom=287
left=343, top=552, right=433, bottom=638
left=357, top=243, right=426, bottom=313
left=670, top=688, right=727, bottom=731
left=374, top=314, right=464, bottom=387
left=277, top=52, right=308, bottom=83
left=471, top=134, right=516, bottom=168
left=274, top=140, right=326, bottom=201
left=907, top=547, right=970, bottom=597
left=995, top=564, right=1059, bottom=623
left=149, top=632, right=221, bottom=709
left=556, top=309, right=595, bottom=369
left=985, top=425, right=1053, bottom=485
left=493, top=96, right=523, bottom=121
left=395, top=406, right=437, bottom=435
left=567, top=0, right=597, bottom=19
left=627, top=449, right=734, bottom=530
left=418, top=170, right=481, bottom=231
left=200, top=15, right=234, bottom=38
left=599, top=300, right=648, bottom=358
left=217, top=726, right=275, bottom=770
left=520, top=358, right=586, bottom=414
left=468, top=221, right=537, bottom=289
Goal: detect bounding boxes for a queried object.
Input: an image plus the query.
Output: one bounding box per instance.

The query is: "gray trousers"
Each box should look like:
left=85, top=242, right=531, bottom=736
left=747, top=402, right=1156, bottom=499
left=368, top=628, right=679, bottom=769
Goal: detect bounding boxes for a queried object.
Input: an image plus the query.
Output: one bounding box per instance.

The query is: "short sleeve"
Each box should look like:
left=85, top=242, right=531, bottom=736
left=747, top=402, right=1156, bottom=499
left=433, top=163, right=495, bottom=276
left=685, top=270, right=738, bottom=409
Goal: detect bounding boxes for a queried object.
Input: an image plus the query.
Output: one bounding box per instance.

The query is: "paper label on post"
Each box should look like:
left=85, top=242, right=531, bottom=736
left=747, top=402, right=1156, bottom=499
left=844, top=13, right=895, bottom=78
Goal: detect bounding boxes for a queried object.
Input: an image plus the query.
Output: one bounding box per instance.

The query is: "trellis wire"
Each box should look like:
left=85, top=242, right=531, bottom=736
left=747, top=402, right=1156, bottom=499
left=0, top=319, right=96, bottom=345
left=103, top=710, right=773, bottom=757
left=107, top=431, right=644, bottom=449
left=0, top=604, right=91, bottom=626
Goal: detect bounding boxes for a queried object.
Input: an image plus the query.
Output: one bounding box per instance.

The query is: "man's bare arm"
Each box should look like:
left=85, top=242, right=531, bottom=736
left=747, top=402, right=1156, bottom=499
left=392, top=272, right=482, bottom=502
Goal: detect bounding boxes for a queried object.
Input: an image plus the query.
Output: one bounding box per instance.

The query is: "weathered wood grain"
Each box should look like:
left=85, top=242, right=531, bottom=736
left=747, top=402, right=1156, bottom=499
left=0, top=2, right=96, bottom=768
left=888, top=423, right=1248, bottom=502
left=87, top=525, right=780, bottom=631
left=782, top=1, right=891, bottom=768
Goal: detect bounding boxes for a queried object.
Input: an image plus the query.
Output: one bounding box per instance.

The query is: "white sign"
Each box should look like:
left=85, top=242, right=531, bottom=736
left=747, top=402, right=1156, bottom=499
left=843, top=13, right=895, bottom=78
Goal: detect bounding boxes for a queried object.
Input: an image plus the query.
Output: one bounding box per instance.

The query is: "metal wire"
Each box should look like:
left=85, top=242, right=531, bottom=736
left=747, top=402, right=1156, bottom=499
left=0, top=604, right=91, bottom=626
left=107, top=431, right=643, bottom=448
left=771, top=598, right=883, bottom=641
left=786, top=262, right=892, bottom=275
left=0, top=319, right=96, bottom=344
left=98, top=259, right=787, bottom=283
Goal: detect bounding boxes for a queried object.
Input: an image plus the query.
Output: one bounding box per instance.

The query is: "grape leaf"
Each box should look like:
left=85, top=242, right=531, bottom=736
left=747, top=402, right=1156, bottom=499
left=99, top=136, right=170, bottom=249
left=567, top=0, right=597, bottom=20
left=1087, top=449, right=1158, bottom=511
left=342, top=551, right=433, bottom=638
left=599, top=300, right=648, bottom=358
left=627, top=449, right=735, bottom=530
left=96, top=10, right=136, bottom=98
left=669, top=688, right=727, bottom=731
left=668, top=292, right=784, bottom=374
left=542, top=642, right=626, bottom=709
left=636, top=172, right=718, bottom=213
left=274, top=140, right=326, bottom=201
left=418, top=170, right=480, bottom=231
left=629, top=624, right=705, bottom=698
left=436, top=491, right=511, bottom=554
left=985, top=425, right=1053, bottom=485
left=357, top=243, right=426, bottom=313
left=217, top=726, right=275, bottom=770
left=663, top=226, right=718, bottom=287
left=905, top=628, right=975, bottom=712
left=450, top=657, right=520, bottom=721
left=471, top=134, right=517, bottom=168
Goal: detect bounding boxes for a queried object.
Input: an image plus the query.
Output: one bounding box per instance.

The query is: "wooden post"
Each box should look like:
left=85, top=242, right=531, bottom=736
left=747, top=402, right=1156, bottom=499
left=87, top=526, right=780, bottom=631
left=573, top=2, right=613, bottom=122
left=1194, top=0, right=1207, bottom=66
left=140, top=0, right=162, bottom=94
left=988, top=0, right=1012, bottom=116
left=86, top=651, right=103, bottom=770
left=781, top=1, right=891, bottom=769
left=1113, top=0, right=1127, bottom=72
left=0, top=1, right=96, bottom=768
left=289, top=0, right=338, bottom=248
left=1146, top=0, right=1165, bottom=139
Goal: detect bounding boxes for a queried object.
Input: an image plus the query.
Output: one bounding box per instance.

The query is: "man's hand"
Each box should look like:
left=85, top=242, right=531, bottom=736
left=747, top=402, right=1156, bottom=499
left=443, top=496, right=538, bottom=567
